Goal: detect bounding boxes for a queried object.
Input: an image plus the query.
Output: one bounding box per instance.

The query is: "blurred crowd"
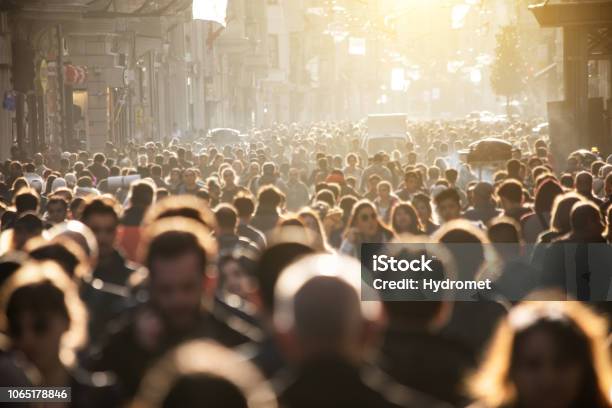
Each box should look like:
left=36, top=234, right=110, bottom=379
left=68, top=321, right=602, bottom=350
left=0, top=118, right=611, bottom=408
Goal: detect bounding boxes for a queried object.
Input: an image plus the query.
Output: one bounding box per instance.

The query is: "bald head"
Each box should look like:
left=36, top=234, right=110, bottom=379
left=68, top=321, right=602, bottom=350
left=274, top=254, right=382, bottom=361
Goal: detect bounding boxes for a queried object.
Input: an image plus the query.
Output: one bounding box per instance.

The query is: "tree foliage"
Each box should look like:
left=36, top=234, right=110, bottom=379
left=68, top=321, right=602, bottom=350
left=490, top=25, right=527, bottom=103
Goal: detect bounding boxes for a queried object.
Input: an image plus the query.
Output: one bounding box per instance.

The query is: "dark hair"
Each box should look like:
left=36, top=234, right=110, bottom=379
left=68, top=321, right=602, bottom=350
left=233, top=195, right=255, bottom=218
left=257, top=186, right=284, bottom=210
left=130, top=181, right=155, bottom=208
left=316, top=189, right=335, bottom=208
left=163, top=374, right=248, bottom=408
left=255, top=242, right=315, bottom=313
left=444, top=168, right=458, bottom=184
left=145, top=230, right=208, bottom=278
left=433, top=188, right=460, bottom=207
left=81, top=197, right=119, bottom=223
left=487, top=217, right=521, bottom=243
left=391, top=202, right=424, bottom=235
left=534, top=179, right=563, bottom=214
left=93, top=153, right=106, bottom=163
left=14, top=188, right=39, bottom=214
left=6, top=280, right=69, bottom=339
left=496, top=180, right=523, bottom=204
left=215, top=204, right=238, bottom=230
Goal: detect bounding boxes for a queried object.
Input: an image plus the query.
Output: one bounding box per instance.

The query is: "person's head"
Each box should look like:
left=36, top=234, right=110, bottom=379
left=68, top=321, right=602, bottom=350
left=390, top=202, right=423, bottom=235
left=222, top=168, right=236, bottom=187
left=233, top=195, right=255, bottom=221
left=434, top=188, right=461, bottom=223
left=347, top=200, right=382, bottom=238
left=215, top=204, right=238, bottom=235
left=14, top=187, right=40, bottom=215
left=506, top=159, right=521, bottom=179
left=93, top=153, right=105, bottom=165
left=132, top=340, right=277, bottom=408
left=274, top=253, right=383, bottom=363
left=570, top=201, right=604, bottom=239
left=12, top=212, right=44, bottom=250
left=26, top=237, right=88, bottom=280
left=183, top=169, right=197, bottom=187
left=376, top=180, right=392, bottom=200
left=140, top=218, right=217, bottom=331
left=130, top=180, right=155, bottom=208
left=469, top=302, right=611, bottom=408
left=534, top=179, right=563, bottom=215
left=550, top=193, right=584, bottom=234
left=80, top=196, right=120, bottom=257
left=257, top=186, right=284, bottom=211
left=403, top=170, right=420, bottom=193
left=472, top=182, right=495, bottom=208
left=412, top=193, right=434, bottom=223
left=143, top=195, right=216, bottom=230
left=346, top=153, right=358, bottom=167
left=46, top=197, right=68, bottom=225
left=432, top=219, right=488, bottom=278
left=1, top=261, right=87, bottom=371
left=603, top=172, right=612, bottom=197
left=315, top=189, right=335, bottom=208
left=488, top=217, right=522, bottom=260
left=575, top=171, right=593, bottom=196
left=497, top=180, right=523, bottom=211
left=367, top=174, right=381, bottom=192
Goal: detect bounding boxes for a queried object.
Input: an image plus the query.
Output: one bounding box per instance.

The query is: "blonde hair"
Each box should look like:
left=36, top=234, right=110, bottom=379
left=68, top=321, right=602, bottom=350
left=468, top=301, right=612, bottom=408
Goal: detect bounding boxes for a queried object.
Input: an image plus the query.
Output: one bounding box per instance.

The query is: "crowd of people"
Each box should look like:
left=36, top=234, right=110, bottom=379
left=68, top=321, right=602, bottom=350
left=0, top=118, right=611, bottom=407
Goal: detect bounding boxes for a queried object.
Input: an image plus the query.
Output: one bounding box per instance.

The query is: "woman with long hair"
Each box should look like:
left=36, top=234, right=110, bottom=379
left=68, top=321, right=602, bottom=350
left=520, top=179, right=563, bottom=243
left=390, top=202, right=424, bottom=236
left=469, top=301, right=611, bottom=408
left=339, top=200, right=394, bottom=258
left=412, top=193, right=439, bottom=235
left=298, top=208, right=332, bottom=252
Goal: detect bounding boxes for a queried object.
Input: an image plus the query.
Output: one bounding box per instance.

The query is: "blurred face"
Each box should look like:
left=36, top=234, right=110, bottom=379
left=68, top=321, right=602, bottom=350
left=405, top=176, right=418, bottom=192
left=170, top=170, right=181, bottom=183
left=512, top=329, right=585, bottom=408
left=348, top=156, right=357, bottom=167
left=150, top=252, right=203, bottom=331
left=356, top=207, right=378, bottom=237
left=394, top=207, right=413, bottom=232
left=85, top=213, right=117, bottom=257
left=437, top=198, right=461, bottom=223
left=378, top=184, right=390, bottom=199
left=220, top=260, right=251, bottom=297
left=47, top=202, right=67, bottom=224
left=183, top=171, right=196, bottom=187
left=289, top=169, right=299, bottom=182
left=12, top=312, right=67, bottom=371
left=368, top=179, right=380, bottom=192
left=223, top=170, right=235, bottom=185
left=414, top=200, right=430, bottom=222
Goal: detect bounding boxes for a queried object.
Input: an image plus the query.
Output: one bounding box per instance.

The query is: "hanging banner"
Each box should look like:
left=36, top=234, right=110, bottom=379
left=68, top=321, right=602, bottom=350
left=64, top=64, right=87, bottom=85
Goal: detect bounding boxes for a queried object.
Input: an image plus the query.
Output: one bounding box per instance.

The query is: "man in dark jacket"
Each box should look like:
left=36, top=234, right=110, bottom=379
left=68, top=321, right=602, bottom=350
left=88, top=219, right=253, bottom=402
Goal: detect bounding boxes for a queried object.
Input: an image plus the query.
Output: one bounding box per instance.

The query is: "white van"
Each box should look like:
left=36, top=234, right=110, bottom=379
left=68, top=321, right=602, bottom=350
left=362, top=113, right=412, bottom=154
